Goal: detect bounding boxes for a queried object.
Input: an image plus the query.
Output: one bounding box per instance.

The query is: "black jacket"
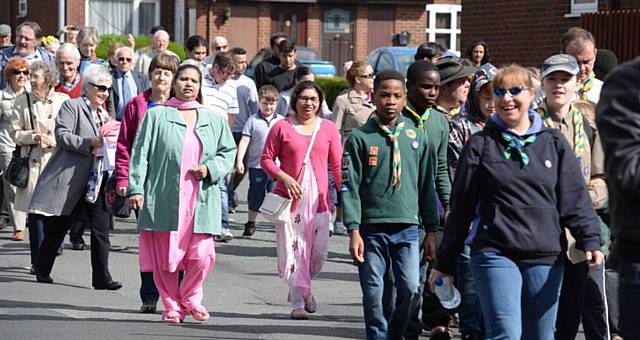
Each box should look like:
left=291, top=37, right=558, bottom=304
left=596, top=58, right=640, bottom=260
left=436, top=114, right=601, bottom=275
left=106, top=69, right=150, bottom=120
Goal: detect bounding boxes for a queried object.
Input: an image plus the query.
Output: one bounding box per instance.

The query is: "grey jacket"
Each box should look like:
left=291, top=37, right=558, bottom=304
left=29, top=98, right=104, bottom=216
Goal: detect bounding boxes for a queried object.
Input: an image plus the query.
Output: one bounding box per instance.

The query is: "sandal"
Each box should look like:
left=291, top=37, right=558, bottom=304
left=190, top=309, right=210, bottom=321
left=290, top=308, right=309, bottom=320
left=304, top=294, right=316, bottom=314
left=162, top=311, right=184, bottom=324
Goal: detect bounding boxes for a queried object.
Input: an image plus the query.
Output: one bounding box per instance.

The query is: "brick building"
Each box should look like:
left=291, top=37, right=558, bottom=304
left=461, top=0, right=640, bottom=67
left=1, top=0, right=462, bottom=70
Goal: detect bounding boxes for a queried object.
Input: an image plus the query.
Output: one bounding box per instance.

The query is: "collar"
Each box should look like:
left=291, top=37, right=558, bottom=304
left=11, top=47, right=37, bottom=59
left=489, top=110, right=543, bottom=136
left=116, top=69, right=130, bottom=78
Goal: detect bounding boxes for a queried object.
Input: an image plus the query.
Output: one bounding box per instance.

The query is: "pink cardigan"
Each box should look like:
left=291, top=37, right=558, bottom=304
left=261, top=118, right=342, bottom=213
left=115, top=89, right=153, bottom=189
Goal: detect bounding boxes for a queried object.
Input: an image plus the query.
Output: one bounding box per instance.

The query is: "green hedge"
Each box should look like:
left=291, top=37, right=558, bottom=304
left=316, top=77, right=349, bottom=109
left=96, top=34, right=186, bottom=61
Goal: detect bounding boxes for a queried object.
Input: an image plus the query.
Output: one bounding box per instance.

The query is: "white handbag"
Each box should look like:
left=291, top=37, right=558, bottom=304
left=260, top=118, right=321, bottom=223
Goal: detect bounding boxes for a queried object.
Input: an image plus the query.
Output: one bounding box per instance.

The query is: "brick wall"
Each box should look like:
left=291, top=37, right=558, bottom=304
left=354, top=4, right=369, bottom=60
left=67, top=0, right=84, bottom=31
left=11, top=0, right=60, bottom=36
left=394, top=4, right=427, bottom=46
left=307, top=4, right=321, bottom=51
left=195, top=0, right=233, bottom=46
left=257, top=3, right=271, bottom=49
left=461, top=0, right=583, bottom=67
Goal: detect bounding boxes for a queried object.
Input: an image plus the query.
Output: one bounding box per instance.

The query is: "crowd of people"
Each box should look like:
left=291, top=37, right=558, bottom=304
left=0, top=19, right=638, bottom=340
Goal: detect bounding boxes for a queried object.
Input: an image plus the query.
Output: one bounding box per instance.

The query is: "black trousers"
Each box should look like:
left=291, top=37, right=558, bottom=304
left=555, top=260, right=609, bottom=340
left=227, top=132, right=247, bottom=208
left=34, top=177, right=113, bottom=287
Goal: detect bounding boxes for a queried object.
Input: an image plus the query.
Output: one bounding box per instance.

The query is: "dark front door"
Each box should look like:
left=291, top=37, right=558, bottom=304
left=271, top=4, right=308, bottom=47
left=368, top=6, right=394, bottom=51
left=321, top=6, right=354, bottom=73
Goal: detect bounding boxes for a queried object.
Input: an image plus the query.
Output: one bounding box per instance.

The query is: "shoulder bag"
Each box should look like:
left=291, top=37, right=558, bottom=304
left=260, top=118, right=321, bottom=223
left=4, top=92, right=35, bottom=188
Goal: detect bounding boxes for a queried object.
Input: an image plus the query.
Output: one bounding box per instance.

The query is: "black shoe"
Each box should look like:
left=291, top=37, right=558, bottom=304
left=36, top=272, right=54, bottom=284
left=95, top=281, right=123, bottom=290
left=229, top=206, right=236, bottom=214
left=110, top=245, right=129, bottom=251
left=243, top=222, right=256, bottom=237
left=71, top=242, right=86, bottom=250
left=139, top=301, right=157, bottom=314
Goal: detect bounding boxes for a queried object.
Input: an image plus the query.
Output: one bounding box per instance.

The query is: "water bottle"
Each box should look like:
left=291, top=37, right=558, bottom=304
left=434, top=276, right=461, bottom=309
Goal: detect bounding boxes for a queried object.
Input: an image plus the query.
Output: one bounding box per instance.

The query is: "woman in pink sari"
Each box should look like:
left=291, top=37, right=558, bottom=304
left=261, top=80, right=342, bottom=320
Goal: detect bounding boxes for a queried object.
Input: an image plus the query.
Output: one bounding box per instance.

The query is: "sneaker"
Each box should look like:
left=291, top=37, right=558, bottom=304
left=333, top=220, right=346, bottom=235
left=140, top=301, right=157, bottom=314
left=220, top=228, right=233, bottom=242
left=243, top=222, right=256, bottom=237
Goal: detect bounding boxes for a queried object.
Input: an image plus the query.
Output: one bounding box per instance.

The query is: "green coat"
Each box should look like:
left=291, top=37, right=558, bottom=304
left=128, top=105, right=236, bottom=235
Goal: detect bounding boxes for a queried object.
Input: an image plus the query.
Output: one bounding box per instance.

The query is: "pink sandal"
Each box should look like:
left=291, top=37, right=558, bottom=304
left=189, top=308, right=210, bottom=321
left=162, top=311, right=184, bottom=324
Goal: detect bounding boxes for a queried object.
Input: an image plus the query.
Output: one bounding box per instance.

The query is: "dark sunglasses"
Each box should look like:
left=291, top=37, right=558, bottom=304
left=13, top=69, right=29, bottom=76
left=493, top=86, right=526, bottom=97
left=90, top=83, right=111, bottom=92
left=358, top=73, right=374, bottom=79
left=118, top=57, right=132, bottom=62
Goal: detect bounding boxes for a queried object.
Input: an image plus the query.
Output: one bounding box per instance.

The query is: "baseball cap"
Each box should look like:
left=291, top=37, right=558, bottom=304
left=435, top=57, right=476, bottom=85
left=541, top=54, right=579, bottom=79
left=473, top=63, right=497, bottom=93
left=0, top=24, right=11, bottom=36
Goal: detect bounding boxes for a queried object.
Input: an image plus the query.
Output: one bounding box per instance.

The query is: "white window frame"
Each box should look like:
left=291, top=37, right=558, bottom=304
left=425, top=4, right=462, bottom=56
left=85, top=0, right=161, bottom=36
left=570, top=0, right=598, bottom=16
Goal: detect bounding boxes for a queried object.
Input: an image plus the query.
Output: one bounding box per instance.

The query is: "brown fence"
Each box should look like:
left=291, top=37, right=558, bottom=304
left=581, top=9, right=640, bottom=63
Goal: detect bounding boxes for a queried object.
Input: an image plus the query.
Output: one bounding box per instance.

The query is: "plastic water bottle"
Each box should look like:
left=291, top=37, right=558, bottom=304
left=434, top=276, right=461, bottom=309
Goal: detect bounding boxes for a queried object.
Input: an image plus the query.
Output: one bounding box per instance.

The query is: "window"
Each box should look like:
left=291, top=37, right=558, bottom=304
left=86, top=0, right=160, bottom=36
left=570, top=0, right=598, bottom=15
left=425, top=4, right=462, bottom=56
left=375, top=52, right=393, bottom=73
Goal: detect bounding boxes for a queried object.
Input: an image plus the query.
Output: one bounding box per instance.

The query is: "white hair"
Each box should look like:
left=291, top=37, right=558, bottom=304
left=114, top=46, right=134, bottom=59
left=56, top=42, right=81, bottom=61
left=81, top=64, right=113, bottom=94
left=153, top=30, right=170, bottom=41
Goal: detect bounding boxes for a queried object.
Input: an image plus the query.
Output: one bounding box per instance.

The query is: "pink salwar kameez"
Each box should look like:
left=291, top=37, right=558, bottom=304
left=140, top=125, right=215, bottom=319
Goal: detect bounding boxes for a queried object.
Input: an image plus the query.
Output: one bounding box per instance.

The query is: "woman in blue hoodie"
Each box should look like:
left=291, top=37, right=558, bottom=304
left=429, top=65, right=603, bottom=340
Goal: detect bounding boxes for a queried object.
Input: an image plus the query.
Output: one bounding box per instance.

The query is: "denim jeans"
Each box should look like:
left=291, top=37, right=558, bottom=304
left=358, top=224, right=421, bottom=340
left=219, top=179, right=229, bottom=229
left=27, top=214, right=46, bottom=266
left=471, top=251, right=564, bottom=340
left=457, top=245, right=483, bottom=337
left=618, top=256, right=640, bottom=340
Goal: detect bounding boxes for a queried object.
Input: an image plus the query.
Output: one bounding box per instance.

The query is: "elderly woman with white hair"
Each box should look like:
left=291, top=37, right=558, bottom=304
left=77, top=26, right=103, bottom=74
left=135, top=30, right=178, bottom=77
left=11, top=61, right=69, bottom=269
left=30, top=64, right=122, bottom=290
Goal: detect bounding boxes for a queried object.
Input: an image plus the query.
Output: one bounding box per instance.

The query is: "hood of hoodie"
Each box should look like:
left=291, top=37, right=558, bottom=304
left=487, top=109, right=544, bottom=136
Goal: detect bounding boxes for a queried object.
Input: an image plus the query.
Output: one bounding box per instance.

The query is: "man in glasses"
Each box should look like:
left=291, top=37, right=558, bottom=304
left=106, top=46, right=149, bottom=120
left=203, top=36, right=230, bottom=66
left=0, top=25, right=12, bottom=48
left=0, top=21, right=54, bottom=89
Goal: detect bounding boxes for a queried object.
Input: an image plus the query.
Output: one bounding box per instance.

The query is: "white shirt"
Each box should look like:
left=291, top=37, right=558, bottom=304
left=201, top=73, right=239, bottom=119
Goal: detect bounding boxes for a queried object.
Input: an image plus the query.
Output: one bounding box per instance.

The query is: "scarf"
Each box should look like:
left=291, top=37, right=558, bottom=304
left=404, top=101, right=431, bottom=132
left=577, top=71, right=596, bottom=101
left=501, top=133, right=537, bottom=166
left=164, top=97, right=204, bottom=109
left=373, top=115, right=405, bottom=190
left=538, top=103, right=586, bottom=161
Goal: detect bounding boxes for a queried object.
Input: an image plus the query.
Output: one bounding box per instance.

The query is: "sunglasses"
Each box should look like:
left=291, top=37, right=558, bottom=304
left=13, top=70, right=29, bottom=76
left=493, top=86, right=527, bottom=97
left=118, top=57, right=132, bottom=62
left=358, top=73, right=374, bottom=79
left=90, top=83, right=111, bottom=92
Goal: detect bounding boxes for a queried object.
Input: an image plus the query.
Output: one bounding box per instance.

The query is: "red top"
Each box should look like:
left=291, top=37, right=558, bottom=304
left=261, top=118, right=342, bottom=212
left=54, top=76, right=83, bottom=99
left=115, top=89, right=153, bottom=189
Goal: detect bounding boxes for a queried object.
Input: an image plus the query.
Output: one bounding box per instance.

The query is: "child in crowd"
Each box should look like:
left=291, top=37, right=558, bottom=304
left=235, top=85, right=284, bottom=237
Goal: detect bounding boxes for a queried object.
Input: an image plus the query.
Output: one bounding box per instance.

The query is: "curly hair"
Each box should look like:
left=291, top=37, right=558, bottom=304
left=30, top=61, right=60, bottom=88
left=3, top=57, right=29, bottom=84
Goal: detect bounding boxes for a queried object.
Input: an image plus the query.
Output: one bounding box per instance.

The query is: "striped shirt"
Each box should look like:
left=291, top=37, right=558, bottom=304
left=201, top=73, right=239, bottom=119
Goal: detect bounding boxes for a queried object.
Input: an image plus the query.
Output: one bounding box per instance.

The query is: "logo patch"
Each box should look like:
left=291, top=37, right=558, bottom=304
left=342, top=156, right=350, bottom=170
left=368, top=156, right=378, bottom=166
left=411, top=140, right=419, bottom=150
left=545, top=160, right=552, bottom=168
left=369, top=146, right=379, bottom=156
left=582, top=167, right=590, bottom=177
left=406, top=129, right=417, bottom=139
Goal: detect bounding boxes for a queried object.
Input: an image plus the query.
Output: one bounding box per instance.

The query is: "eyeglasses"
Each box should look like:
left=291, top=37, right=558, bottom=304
left=298, top=96, right=319, bottom=103
left=90, top=83, right=111, bottom=92
left=358, top=73, right=375, bottom=79
left=493, top=86, right=527, bottom=98
left=118, top=57, right=132, bottom=62
left=12, top=69, right=29, bottom=76
left=214, top=45, right=228, bottom=51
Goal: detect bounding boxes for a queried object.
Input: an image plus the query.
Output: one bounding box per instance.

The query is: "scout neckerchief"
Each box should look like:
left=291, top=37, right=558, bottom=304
left=537, top=102, right=586, bottom=161
left=373, top=114, right=404, bottom=190
left=501, top=132, right=537, bottom=166
left=404, top=100, right=431, bottom=132
left=577, top=71, right=596, bottom=101
left=435, top=104, right=460, bottom=120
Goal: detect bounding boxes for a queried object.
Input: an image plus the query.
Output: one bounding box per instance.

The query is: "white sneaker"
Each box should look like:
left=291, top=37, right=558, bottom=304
left=220, top=228, right=233, bottom=242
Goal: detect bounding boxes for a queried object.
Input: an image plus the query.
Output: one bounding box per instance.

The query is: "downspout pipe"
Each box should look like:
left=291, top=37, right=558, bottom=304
left=58, top=0, right=66, bottom=33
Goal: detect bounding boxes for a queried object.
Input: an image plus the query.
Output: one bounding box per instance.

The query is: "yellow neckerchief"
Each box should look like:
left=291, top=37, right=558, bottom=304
left=537, top=101, right=587, bottom=161
left=435, top=104, right=460, bottom=120
left=577, top=71, right=596, bottom=101
left=404, top=100, right=432, bottom=132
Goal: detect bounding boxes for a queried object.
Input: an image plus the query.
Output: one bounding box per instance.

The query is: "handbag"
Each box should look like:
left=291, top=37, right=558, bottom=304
left=104, top=173, right=131, bottom=218
left=260, top=118, right=321, bottom=223
left=4, top=92, right=35, bottom=188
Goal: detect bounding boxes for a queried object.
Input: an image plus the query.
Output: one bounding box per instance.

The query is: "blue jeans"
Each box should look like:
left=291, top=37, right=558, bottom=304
left=457, top=245, right=483, bottom=337
left=471, top=251, right=564, bottom=340
left=358, top=224, right=421, bottom=340
left=219, top=179, right=229, bottom=229
left=28, top=214, right=46, bottom=266
left=247, top=168, right=274, bottom=212
left=618, top=256, right=640, bottom=340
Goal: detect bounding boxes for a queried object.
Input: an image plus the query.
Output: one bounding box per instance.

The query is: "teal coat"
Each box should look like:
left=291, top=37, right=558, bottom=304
left=128, top=105, right=236, bottom=235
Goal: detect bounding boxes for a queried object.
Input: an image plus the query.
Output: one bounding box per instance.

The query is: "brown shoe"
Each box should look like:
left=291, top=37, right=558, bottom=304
left=12, top=230, right=24, bottom=241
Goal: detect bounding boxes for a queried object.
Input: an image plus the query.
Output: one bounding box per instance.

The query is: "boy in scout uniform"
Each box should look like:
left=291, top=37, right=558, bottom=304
left=536, top=53, right=609, bottom=340
left=342, top=70, right=439, bottom=340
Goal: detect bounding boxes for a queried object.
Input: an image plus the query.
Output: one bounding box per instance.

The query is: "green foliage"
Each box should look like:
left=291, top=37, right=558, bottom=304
left=96, top=34, right=185, bottom=61
left=316, top=77, right=349, bottom=108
